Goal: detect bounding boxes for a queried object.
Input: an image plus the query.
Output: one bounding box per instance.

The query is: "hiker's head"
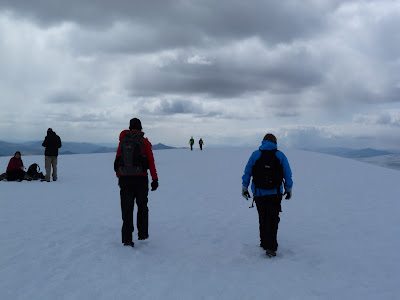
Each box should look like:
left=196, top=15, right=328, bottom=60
left=263, top=133, right=277, bottom=144
left=14, top=151, right=21, bottom=158
left=47, top=128, right=53, bottom=134
left=129, top=118, right=142, bottom=130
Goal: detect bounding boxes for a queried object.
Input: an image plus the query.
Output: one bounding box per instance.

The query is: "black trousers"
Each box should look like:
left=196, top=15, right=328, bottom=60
left=6, top=170, right=25, bottom=181
left=119, top=177, right=149, bottom=244
left=255, top=195, right=282, bottom=252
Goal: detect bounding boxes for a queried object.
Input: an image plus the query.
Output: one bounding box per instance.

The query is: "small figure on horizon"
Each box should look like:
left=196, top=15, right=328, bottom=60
left=42, top=128, right=62, bottom=182
left=241, top=133, right=293, bottom=258
left=189, top=136, right=195, bottom=151
left=114, top=118, right=159, bottom=247
left=6, top=151, right=26, bottom=181
left=199, top=138, right=204, bottom=151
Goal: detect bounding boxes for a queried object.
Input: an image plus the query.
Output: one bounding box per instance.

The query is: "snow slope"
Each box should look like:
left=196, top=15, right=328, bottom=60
left=0, top=148, right=399, bottom=299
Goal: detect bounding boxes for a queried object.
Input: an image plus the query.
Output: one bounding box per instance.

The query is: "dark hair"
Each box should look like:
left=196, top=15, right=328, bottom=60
left=129, top=118, right=142, bottom=130
left=263, top=133, right=277, bottom=144
left=14, top=151, right=21, bottom=156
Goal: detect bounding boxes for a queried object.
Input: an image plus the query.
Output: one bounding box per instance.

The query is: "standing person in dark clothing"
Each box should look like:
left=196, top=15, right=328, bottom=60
left=114, top=118, right=159, bottom=247
left=241, top=133, right=293, bottom=257
left=189, top=136, right=194, bottom=151
left=6, top=151, right=26, bottom=181
left=42, top=128, right=62, bottom=182
left=199, top=138, right=204, bottom=151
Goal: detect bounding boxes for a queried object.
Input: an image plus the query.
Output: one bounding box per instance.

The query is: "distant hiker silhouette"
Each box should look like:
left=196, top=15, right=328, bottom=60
left=199, top=138, right=204, bottom=151
left=189, top=136, right=194, bottom=151
left=241, top=133, right=293, bottom=257
left=114, top=118, right=159, bottom=247
left=42, top=128, right=62, bottom=182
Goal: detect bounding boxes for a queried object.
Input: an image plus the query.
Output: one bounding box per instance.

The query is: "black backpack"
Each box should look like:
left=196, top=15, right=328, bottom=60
left=119, top=132, right=148, bottom=176
left=27, top=163, right=45, bottom=180
left=252, top=150, right=283, bottom=190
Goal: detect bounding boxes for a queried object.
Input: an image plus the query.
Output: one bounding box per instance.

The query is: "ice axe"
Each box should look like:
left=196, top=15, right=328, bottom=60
left=249, top=198, right=255, bottom=208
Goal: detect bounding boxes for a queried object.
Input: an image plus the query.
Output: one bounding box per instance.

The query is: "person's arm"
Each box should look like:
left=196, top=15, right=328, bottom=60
left=58, top=136, right=62, bottom=148
left=42, top=137, right=47, bottom=147
left=241, top=151, right=258, bottom=189
left=144, top=139, right=158, bottom=181
left=279, top=152, right=293, bottom=192
left=6, top=158, right=13, bottom=172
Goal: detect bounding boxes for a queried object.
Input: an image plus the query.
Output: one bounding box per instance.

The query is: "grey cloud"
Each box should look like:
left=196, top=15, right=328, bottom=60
left=46, top=91, right=85, bottom=104
left=140, top=99, right=226, bottom=118
left=128, top=44, right=324, bottom=99
left=0, top=0, right=341, bottom=51
left=275, top=111, right=299, bottom=118
left=154, top=99, right=204, bottom=115
left=354, top=112, right=400, bottom=127
left=2, top=0, right=400, bottom=150
left=46, top=112, right=110, bottom=123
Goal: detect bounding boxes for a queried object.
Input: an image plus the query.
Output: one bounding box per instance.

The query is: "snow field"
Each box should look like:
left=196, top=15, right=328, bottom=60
left=1, top=148, right=399, bottom=299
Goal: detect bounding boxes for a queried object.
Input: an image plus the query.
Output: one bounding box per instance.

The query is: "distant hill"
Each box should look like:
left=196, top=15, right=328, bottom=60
left=0, top=141, right=178, bottom=156
left=153, top=143, right=178, bottom=150
left=305, top=147, right=400, bottom=170
left=307, top=147, right=394, bottom=158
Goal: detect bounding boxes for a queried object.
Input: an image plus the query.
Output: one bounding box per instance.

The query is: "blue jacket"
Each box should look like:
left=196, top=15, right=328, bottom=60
left=242, top=140, right=293, bottom=197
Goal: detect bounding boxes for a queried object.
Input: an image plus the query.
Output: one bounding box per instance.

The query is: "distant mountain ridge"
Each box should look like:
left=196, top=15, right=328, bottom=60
left=306, top=147, right=400, bottom=170
left=309, top=147, right=394, bottom=158
left=0, top=141, right=177, bottom=156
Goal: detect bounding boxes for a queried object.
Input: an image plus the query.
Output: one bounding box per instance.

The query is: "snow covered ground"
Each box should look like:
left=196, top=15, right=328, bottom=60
left=1, top=148, right=399, bottom=299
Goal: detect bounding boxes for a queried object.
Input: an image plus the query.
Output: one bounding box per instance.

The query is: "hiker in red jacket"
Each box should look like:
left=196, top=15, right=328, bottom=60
left=6, top=151, right=26, bottom=181
left=114, top=118, right=158, bottom=247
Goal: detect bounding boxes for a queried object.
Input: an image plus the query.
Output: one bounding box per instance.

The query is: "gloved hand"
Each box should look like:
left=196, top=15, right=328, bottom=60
left=114, top=156, right=122, bottom=173
left=151, top=180, right=158, bottom=191
left=284, top=190, right=292, bottom=200
left=242, top=187, right=251, bottom=200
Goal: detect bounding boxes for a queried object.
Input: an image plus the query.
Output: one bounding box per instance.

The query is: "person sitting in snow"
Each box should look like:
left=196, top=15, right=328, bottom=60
left=241, top=133, right=293, bottom=257
left=6, top=151, right=27, bottom=181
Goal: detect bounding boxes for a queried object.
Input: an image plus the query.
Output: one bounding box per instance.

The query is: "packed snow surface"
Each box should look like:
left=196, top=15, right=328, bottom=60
left=1, top=148, right=399, bottom=299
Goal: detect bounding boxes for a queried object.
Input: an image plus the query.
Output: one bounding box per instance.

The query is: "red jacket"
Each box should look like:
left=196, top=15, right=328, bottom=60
left=7, top=157, right=24, bottom=172
left=115, top=129, right=158, bottom=181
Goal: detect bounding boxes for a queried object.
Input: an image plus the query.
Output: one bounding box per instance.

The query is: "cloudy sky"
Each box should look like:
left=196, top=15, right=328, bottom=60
left=0, top=0, right=399, bottom=149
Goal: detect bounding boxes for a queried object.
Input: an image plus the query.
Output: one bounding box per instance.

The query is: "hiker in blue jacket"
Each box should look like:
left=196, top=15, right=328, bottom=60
left=242, top=133, right=293, bottom=257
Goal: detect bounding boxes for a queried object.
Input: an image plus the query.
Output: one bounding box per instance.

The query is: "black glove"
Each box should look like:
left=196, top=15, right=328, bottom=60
left=284, top=190, right=292, bottom=200
left=114, top=156, right=122, bottom=173
left=151, top=180, right=158, bottom=191
left=242, top=187, right=251, bottom=200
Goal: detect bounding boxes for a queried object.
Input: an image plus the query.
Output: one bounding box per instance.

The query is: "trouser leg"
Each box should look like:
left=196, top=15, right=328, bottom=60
left=255, top=197, right=268, bottom=248
left=255, top=196, right=281, bottom=251
left=6, top=170, right=24, bottom=181
left=135, top=183, right=149, bottom=239
left=52, top=157, right=58, bottom=180
left=45, top=156, right=51, bottom=181
left=120, top=187, right=135, bottom=243
left=264, top=198, right=281, bottom=251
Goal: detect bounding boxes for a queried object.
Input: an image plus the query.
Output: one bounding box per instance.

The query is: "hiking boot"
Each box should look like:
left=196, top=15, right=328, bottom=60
left=138, top=234, right=149, bottom=241
left=123, top=242, right=135, bottom=247
left=265, top=249, right=277, bottom=257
